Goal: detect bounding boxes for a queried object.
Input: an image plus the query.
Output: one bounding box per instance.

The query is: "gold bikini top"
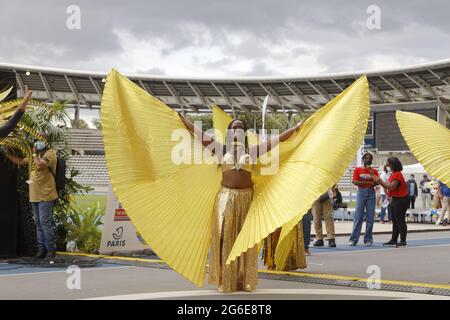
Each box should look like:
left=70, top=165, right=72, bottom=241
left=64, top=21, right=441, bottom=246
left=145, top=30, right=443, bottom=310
left=221, top=152, right=254, bottom=173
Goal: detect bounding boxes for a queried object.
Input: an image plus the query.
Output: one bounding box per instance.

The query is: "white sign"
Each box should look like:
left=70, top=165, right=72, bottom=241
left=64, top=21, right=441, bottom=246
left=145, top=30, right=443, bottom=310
left=99, top=185, right=150, bottom=254
left=261, top=95, right=269, bottom=141
left=356, top=144, right=365, bottom=167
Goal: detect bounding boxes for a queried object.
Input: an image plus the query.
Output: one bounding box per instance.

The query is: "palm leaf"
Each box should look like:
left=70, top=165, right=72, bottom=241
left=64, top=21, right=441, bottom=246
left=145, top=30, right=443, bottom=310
left=0, top=99, right=21, bottom=113
left=0, top=86, right=13, bottom=103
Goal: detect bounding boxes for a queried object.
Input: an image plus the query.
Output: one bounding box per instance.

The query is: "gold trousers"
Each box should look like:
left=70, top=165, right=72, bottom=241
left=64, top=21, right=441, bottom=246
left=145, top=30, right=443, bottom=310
left=208, top=187, right=258, bottom=292
left=263, top=224, right=307, bottom=271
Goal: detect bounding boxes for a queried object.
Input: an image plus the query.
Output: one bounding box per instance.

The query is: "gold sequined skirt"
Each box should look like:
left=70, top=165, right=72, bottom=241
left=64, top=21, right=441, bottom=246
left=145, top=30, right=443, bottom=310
left=208, top=186, right=258, bottom=293
left=262, top=224, right=307, bottom=271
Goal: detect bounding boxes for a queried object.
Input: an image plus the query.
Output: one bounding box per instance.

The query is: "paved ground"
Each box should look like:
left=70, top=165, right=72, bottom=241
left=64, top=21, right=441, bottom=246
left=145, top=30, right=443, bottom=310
left=314, top=220, right=449, bottom=236
left=0, top=230, right=449, bottom=300
left=0, top=263, right=446, bottom=300
left=301, top=231, right=450, bottom=285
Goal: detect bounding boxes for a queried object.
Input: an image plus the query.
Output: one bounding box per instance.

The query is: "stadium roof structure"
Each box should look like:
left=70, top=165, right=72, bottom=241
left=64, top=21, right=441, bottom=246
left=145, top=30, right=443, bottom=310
left=1, top=60, right=450, bottom=120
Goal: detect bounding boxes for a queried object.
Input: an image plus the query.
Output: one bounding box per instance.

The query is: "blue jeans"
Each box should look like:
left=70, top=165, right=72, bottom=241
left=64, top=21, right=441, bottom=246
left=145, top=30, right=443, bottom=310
left=31, top=201, right=56, bottom=251
left=302, top=210, right=313, bottom=249
left=350, top=188, right=375, bottom=243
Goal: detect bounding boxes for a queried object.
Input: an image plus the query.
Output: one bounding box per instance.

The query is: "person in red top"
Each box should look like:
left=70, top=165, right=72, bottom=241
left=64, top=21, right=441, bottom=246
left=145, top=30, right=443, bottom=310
left=372, top=157, right=409, bottom=247
left=349, top=152, right=380, bottom=246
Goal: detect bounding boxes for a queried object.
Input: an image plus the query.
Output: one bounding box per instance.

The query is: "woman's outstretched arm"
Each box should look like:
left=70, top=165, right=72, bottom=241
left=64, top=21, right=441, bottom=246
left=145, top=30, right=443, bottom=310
left=254, top=121, right=303, bottom=157
left=178, top=112, right=223, bottom=152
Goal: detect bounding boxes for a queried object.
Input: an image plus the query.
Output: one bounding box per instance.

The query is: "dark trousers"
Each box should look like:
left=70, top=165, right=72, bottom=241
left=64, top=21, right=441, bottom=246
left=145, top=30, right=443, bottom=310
left=302, top=210, right=313, bottom=249
left=408, top=196, right=416, bottom=209
left=390, top=197, right=409, bottom=243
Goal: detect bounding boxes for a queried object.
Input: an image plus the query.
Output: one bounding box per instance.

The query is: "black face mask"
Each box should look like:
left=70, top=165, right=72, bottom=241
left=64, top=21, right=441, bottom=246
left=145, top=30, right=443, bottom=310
left=363, top=159, right=372, bottom=166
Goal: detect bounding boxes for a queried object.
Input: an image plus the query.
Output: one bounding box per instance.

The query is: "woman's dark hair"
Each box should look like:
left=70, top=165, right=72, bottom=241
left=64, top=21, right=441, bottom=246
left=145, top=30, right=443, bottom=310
left=387, top=157, right=403, bottom=172
left=225, top=119, right=249, bottom=151
left=362, top=152, right=373, bottom=161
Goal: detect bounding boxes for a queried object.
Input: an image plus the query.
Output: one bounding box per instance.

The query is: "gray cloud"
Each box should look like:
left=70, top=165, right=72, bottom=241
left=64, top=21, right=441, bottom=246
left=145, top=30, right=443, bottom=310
left=0, top=0, right=449, bottom=76
left=135, top=67, right=166, bottom=75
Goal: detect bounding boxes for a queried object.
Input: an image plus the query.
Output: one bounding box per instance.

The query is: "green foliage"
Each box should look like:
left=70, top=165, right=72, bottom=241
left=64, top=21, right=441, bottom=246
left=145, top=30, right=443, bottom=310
left=186, top=114, right=213, bottom=130
left=53, top=166, right=93, bottom=251
left=71, top=118, right=90, bottom=129
left=66, top=204, right=104, bottom=254
left=1, top=100, right=69, bottom=157
left=186, top=111, right=307, bottom=132
left=73, top=194, right=107, bottom=212
left=237, top=112, right=306, bottom=132
left=91, top=118, right=102, bottom=130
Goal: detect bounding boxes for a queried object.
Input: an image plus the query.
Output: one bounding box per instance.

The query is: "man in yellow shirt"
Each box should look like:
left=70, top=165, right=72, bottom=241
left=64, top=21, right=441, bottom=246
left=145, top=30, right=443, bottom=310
left=4, top=135, right=58, bottom=259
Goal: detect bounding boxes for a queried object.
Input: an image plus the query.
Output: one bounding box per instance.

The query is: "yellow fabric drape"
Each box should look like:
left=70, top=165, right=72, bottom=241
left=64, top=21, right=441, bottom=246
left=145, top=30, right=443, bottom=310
left=101, top=70, right=221, bottom=287
left=211, top=105, right=231, bottom=144
left=226, top=76, right=370, bottom=268
left=396, top=110, right=450, bottom=186
left=101, top=70, right=370, bottom=286
left=262, top=224, right=306, bottom=271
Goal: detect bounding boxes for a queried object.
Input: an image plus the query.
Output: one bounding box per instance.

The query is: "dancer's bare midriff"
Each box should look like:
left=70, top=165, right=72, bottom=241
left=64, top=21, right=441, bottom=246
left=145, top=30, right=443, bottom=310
left=221, top=169, right=253, bottom=189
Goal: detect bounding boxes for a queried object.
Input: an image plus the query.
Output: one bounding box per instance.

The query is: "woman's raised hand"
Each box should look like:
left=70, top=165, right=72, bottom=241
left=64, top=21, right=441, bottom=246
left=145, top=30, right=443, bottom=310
left=295, top=120, right=304, bottom=132
left=18, top=85, right=32, bottom=111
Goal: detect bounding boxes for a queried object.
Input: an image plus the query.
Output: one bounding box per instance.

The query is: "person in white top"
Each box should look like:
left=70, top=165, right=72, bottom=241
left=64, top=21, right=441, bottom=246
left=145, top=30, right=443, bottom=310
left=379, top=165, right=392, bottom=223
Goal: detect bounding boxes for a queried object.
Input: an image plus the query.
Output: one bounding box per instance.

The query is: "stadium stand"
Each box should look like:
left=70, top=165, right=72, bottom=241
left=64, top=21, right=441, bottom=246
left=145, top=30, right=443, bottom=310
left=60, top=128, right=107, bottom=193
left=65, top=125, right=358, bottom=196
left=67, top=154, right=109, bottom=193
left=1, top=60, right=449, bottom=193
left=65, top=129, right=104, bottom=154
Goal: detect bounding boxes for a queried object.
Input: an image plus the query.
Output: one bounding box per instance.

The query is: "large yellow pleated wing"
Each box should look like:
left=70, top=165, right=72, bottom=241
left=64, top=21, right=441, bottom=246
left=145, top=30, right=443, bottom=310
left=227, top=76, right=370, bottom=265
left=101, top=69, right=221, bottom=287
left=211, top=105, right=231, bottom=144
left=396, top=110, right=450, bottom=185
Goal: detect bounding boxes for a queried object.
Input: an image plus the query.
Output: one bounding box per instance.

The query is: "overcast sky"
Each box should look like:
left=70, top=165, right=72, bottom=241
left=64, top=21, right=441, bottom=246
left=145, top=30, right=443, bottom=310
left=1, top=0, right=449, bottom=77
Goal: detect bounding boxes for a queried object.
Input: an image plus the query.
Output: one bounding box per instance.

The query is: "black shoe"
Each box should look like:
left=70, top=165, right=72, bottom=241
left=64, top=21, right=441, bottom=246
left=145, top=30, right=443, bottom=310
left=36, top=248, right=47, bottom=259
left=46, top=250, right=56, bottom=260
left=313, top=239, right=324, bottom=247
left=328, top=239, right=336, bottom=247
left=383, top=240, right=397, bottom=246
left=397, top=241, right=407, bottom=247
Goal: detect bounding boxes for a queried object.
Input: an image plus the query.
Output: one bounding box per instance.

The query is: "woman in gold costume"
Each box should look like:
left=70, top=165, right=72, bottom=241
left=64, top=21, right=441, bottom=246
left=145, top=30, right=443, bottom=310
left=100, top=71, right=370, bottom=293
left=263, top=224, right=307, bottom=271
left=178, top=116, right=303, bottom=292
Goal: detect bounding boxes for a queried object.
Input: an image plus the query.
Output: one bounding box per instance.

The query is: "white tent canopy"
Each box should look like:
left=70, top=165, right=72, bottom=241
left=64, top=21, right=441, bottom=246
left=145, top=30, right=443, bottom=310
left=402, top=163, right=427, bottom=177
